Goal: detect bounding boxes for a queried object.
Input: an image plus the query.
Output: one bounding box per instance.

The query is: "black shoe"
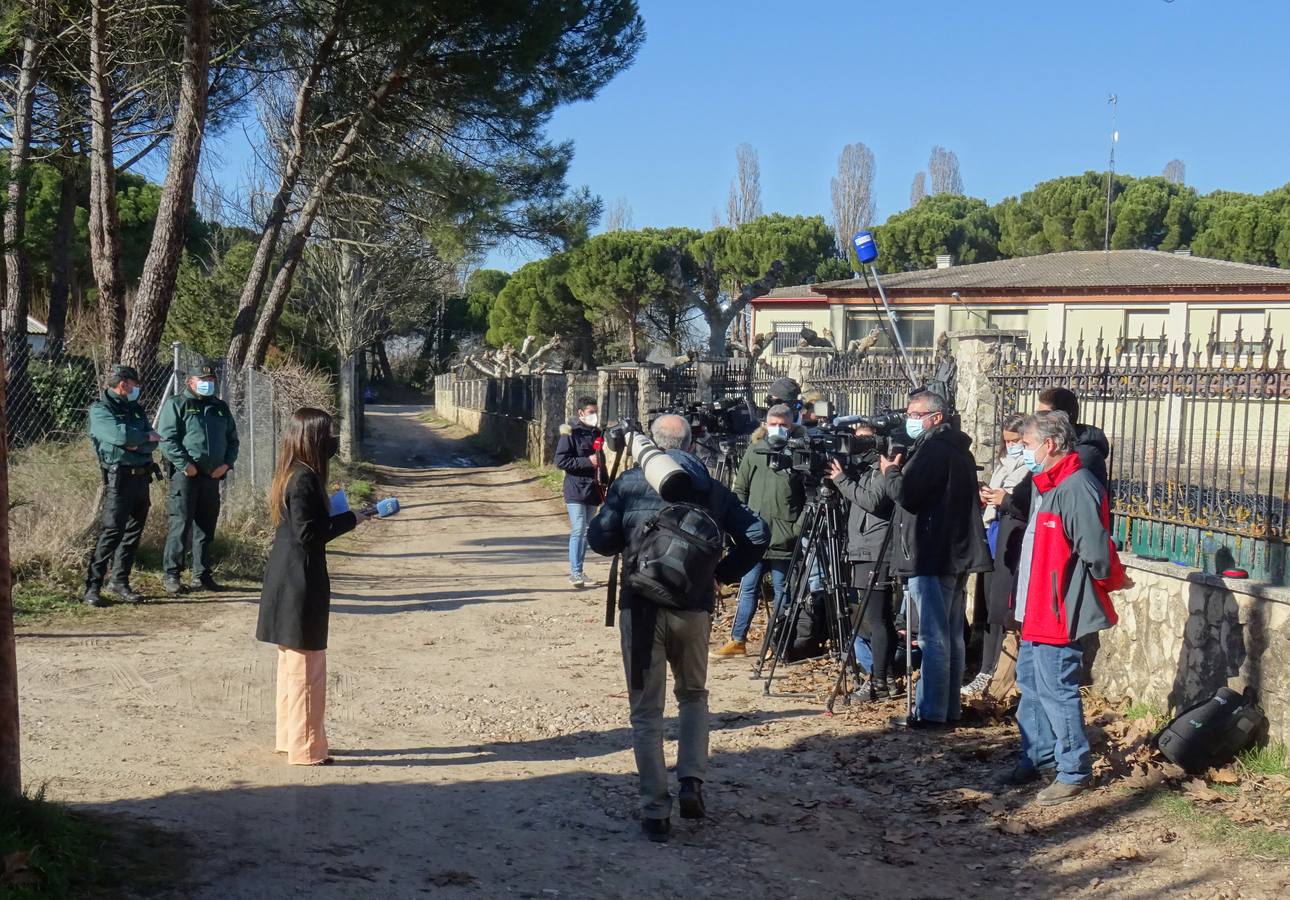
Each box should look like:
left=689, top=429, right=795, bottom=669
left=162, top=576, right=184, bottom=595
left=190, top=575, right=224, bottom=592
left=107, top=582, right=145, bottom=604
left=889, top=714, right=953, bottom=731
left=865, top=679, right=895, bottom=701
left=82, top=587, right=107, bottom=608
left=678, top=778, right=705, bottom=820
left=641, top=817, right=670, bottom=843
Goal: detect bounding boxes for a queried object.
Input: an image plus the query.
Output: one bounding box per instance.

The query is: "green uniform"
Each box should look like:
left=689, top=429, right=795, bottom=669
left=86, top=389, right=157, bottom=590
left=732, top=436, right=807, bottom=560
left=157, top=389, right=239, bottom=580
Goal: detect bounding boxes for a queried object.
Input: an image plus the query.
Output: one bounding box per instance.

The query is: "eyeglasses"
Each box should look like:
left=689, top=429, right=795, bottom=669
left=905, top=409, right=939, bottom=419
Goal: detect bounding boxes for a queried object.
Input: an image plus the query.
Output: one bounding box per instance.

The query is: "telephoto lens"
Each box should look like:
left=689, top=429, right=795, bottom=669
left=627, top=430, right=692, bottom=501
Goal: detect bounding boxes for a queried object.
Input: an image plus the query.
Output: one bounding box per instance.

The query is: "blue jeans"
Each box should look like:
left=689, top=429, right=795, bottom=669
left=908, top=573, right=966, bottom=723
left=1016, top=640, right=1091, bottom=784
left=732, top=559, right=789, bottom=641
left=566, top=502, right=594, bottom=575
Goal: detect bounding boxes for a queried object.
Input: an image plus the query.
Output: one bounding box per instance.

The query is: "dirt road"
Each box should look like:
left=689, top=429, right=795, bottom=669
left=16, top=406, right=1290, bottom=899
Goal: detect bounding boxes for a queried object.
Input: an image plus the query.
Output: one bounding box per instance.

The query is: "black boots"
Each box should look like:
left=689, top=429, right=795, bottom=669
left=678, top=778, right=705, bottom=820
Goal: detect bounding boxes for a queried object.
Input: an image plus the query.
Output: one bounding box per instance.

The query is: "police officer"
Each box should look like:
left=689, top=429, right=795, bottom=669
left=85, top=364, right=162, bottom=607
left=157, top=364, right=239, bottom=594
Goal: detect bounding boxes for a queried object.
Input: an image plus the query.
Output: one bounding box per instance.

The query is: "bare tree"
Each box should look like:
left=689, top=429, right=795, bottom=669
left=928, top=146, right=963, bottom=195
left=910, top=171, right=927, bottom=207
left=86, top=0, right=127, bottom=361
left=830, top=142, right=876, bottom=260
left=604, top=196, right=633, bottom=232
left=1163, top=158, right=1186, bottom=185
left=3, top=20, right=43, bottom=381
left=725, top=142, right=762, bottom=226
left=120, top=0, right=214, bottom=368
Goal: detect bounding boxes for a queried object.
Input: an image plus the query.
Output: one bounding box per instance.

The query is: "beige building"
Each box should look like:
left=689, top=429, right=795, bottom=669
left=751, top=250, right=1290, bottom=358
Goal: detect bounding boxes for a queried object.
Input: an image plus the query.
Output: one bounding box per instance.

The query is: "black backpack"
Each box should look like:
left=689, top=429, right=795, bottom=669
left=1155, top=687, right=1266, bottom=774
left=623, top=502, right=725, bottom=611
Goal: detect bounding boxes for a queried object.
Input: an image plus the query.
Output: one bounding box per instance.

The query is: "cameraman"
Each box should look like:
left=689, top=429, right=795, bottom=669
left=712, top=404, right=805, bottom=659
left=880, top=390, right=992, bottom=729
left=828, top=426, right=896, bottom=700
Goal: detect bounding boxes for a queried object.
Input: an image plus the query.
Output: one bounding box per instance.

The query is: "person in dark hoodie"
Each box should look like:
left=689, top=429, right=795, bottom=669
left=879, top=390, right=994, bottom=728
left=555, top=396, right=605, bottom=588
left=587, top=414, right=768, bottom=843
left=1004, top=387, right=1112, bottom=521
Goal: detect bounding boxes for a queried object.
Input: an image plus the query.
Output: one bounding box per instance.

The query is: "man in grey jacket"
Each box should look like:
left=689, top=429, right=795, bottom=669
left=587, top=415, right=769, bottom=842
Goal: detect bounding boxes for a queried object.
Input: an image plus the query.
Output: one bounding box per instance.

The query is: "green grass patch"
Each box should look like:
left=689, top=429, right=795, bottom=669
left=517, top=460, right=565, bottom=496
left=1126, top=701, right=1166, bottom=726
left=1238, top=741, right=1289, bottom=778
left=1151, top=790, right=1290, bottom=860
left=0, top=785, right=193, bottom=898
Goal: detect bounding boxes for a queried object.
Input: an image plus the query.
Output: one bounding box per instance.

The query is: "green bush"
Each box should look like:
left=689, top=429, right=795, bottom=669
left=26, top=356, right=97, bottom=437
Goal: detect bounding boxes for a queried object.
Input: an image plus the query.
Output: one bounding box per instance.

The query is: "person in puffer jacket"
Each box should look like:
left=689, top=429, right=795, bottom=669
left=555, top=396, right=605, bottom=588
left=998, top=410, right=1128, bottom=806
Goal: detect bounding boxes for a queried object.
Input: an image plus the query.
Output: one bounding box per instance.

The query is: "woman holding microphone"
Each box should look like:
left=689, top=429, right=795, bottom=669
left=257, top=408, right=370, bottom=765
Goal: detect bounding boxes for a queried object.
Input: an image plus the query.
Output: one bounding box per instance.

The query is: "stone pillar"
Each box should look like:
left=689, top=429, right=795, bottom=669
left=784, top=348, right=834, bottom=394
left=695, top=358, right=717, bottom=404
left=537, top=373, right=567, bottom=466
left=637, top=362, right=662, bottom=420
left=948, top=329, right=1028, bottom=467
left=596, top=367, right=611, bottom=421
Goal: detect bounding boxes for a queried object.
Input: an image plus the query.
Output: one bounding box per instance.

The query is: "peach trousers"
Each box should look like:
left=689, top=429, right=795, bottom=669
left=275, top=646, right=328, bottom=765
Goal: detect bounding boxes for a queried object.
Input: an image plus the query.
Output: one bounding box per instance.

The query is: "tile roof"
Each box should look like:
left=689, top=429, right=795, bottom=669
left=813, top=250, right=1290, bottom=292
left=760, top=283, right=828, bottom=299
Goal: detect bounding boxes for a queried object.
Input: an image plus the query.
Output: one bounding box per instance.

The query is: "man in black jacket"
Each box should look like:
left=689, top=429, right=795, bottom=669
left=587, top=414, right=769, bottom=843
left=555, top=396, right=604, bottom=588
left=880, top=391, right=992, bottom=728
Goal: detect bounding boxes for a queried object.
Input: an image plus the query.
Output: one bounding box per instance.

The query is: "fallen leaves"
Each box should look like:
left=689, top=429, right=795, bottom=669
left=1182, top=779, right=1223, bottom=804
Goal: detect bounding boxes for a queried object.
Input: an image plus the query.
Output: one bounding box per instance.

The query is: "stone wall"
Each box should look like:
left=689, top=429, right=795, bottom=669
left=432, top=372, right=568, bottom=467
left=1095, top=557, right=1290, bottom=744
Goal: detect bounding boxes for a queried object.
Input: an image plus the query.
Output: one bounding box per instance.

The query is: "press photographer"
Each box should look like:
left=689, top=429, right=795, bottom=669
left=880, top=390, right=992, bottom=729
left=828, top=420, right=899, bottom=701
left=587, top=415, right=769, bottom=842
left=712, top=404, right=806, bottom=659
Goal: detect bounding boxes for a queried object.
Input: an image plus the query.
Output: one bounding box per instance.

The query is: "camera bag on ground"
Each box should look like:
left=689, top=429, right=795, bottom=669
left=1154, top=687, right=1266, bottom=774
left=623, top=502, right=725, bottom=610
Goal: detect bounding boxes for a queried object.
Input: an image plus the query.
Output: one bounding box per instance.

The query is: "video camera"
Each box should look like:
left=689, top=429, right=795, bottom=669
left=847, top=409, right=908, bottom=458
left=761, top=402, right=912, bottom=480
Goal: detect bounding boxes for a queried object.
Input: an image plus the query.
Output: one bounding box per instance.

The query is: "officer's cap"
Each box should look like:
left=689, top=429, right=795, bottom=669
left=110, top=364, right=140, bottom=384
left=190, top=363, right=218, bottom=379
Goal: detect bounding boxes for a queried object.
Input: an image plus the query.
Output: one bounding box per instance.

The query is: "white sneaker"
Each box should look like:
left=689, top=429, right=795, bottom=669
left=569, top=573, right=586, bottom=588
left=961, top=672, right=992, bottom=696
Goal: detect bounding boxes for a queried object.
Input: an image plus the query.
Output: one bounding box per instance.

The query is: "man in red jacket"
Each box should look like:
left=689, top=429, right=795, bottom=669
left=1001, top=411, right=1127, bottom=805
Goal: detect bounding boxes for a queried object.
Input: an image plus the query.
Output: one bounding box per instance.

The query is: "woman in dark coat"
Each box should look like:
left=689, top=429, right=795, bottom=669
left=256, top=408, right=367, bottom=765
left=555, top=396, right=604, bottom=588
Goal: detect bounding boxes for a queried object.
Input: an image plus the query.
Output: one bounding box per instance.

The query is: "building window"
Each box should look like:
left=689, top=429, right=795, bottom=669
left=845, top=311, right=934, bottom=351
left=1120, top=309, right=1169, bottom=355
left=986, top=310, right=1028, bottom=331
left=1216, top=309, right=1267, bottom=356
left=771, top=322, right=808, bottom=355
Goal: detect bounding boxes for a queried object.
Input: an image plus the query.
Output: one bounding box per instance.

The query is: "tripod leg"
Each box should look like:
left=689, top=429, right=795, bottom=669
left=753, top=507, right=813, bottom=678
left=905, top=583, right=914, bottom=721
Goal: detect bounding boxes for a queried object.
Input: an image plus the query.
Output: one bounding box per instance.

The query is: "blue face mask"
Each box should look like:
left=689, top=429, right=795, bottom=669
left=126, top=385, right=141, bottom=402
left=1022, top=446, right=1044, bottom=474
left=194, top=380, right=216, bottom=397
left=905, top=417, right=925, bottom=440
left=1006, top=443, right=1024, bottom=460
left=766, top=424, right=789, bottom=447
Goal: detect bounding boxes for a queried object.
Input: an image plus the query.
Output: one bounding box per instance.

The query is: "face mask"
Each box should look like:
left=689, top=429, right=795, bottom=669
left=126, top=385, right=141, bottom=402
left=580, top=413, right=599, bottom=428
left=766, top=424, right=789, bottom=447
left=905, top=417, right=925, bottom=440
left=194, top=380, right=216, bottom=397
left=1007, top=443, right=1024, bottom=460
left=328, top=436, right=340, bottom=458
left=1022, top=445, right=1045, bottom=475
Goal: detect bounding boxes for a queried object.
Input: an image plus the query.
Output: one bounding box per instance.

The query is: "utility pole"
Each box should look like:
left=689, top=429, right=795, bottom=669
left=1104, top=93, right=1118, bottom=252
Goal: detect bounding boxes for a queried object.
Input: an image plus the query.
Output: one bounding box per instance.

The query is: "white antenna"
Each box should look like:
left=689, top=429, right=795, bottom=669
left=1104, top=93, right=1118, bottom=252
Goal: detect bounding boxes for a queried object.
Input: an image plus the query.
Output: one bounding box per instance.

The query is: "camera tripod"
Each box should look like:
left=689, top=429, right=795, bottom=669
left=753, top=479, right=854, bottom=695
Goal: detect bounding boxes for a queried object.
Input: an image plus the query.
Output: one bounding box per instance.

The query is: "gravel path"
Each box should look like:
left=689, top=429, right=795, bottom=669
left=16, top=406, right=1289, bottom=899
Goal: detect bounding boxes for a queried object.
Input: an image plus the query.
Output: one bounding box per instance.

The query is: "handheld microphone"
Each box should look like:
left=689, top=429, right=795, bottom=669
left=359, top=497, right=400, bottom=518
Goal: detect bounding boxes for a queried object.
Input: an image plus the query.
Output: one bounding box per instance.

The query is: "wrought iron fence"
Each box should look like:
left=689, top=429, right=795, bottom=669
left=651, top=362, right=697, bottom=409
left=602, top=368, right=639, bottom=424
left=988, top=326, right=1290, bottom=583
left=804, top=349, right=949, bottom=417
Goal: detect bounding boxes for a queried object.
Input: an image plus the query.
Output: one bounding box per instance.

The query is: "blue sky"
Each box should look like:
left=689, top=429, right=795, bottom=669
left=203, top=0, right=1290, bottom=272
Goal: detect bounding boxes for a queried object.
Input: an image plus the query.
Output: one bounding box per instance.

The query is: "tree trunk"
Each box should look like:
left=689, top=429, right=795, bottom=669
left=0, top=357, right=20, bottom=799
left=4, top=31, right=40, bottom=387
left=242, top=57, right=419, bottom=369
left=226, top=8, right=346, bottom=369
left=120, top=0, right=213, bottom=369
left=374, top=339, right=394, bottom=384
left=88, top=0, right=127, bottom=362
left=46, top=139, right=82, bottom=358
left=705, top=310, right=730, bottom=357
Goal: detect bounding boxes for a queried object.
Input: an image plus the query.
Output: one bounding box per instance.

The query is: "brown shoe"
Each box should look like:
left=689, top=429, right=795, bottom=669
left=711, top=640, right=747, bottom=658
